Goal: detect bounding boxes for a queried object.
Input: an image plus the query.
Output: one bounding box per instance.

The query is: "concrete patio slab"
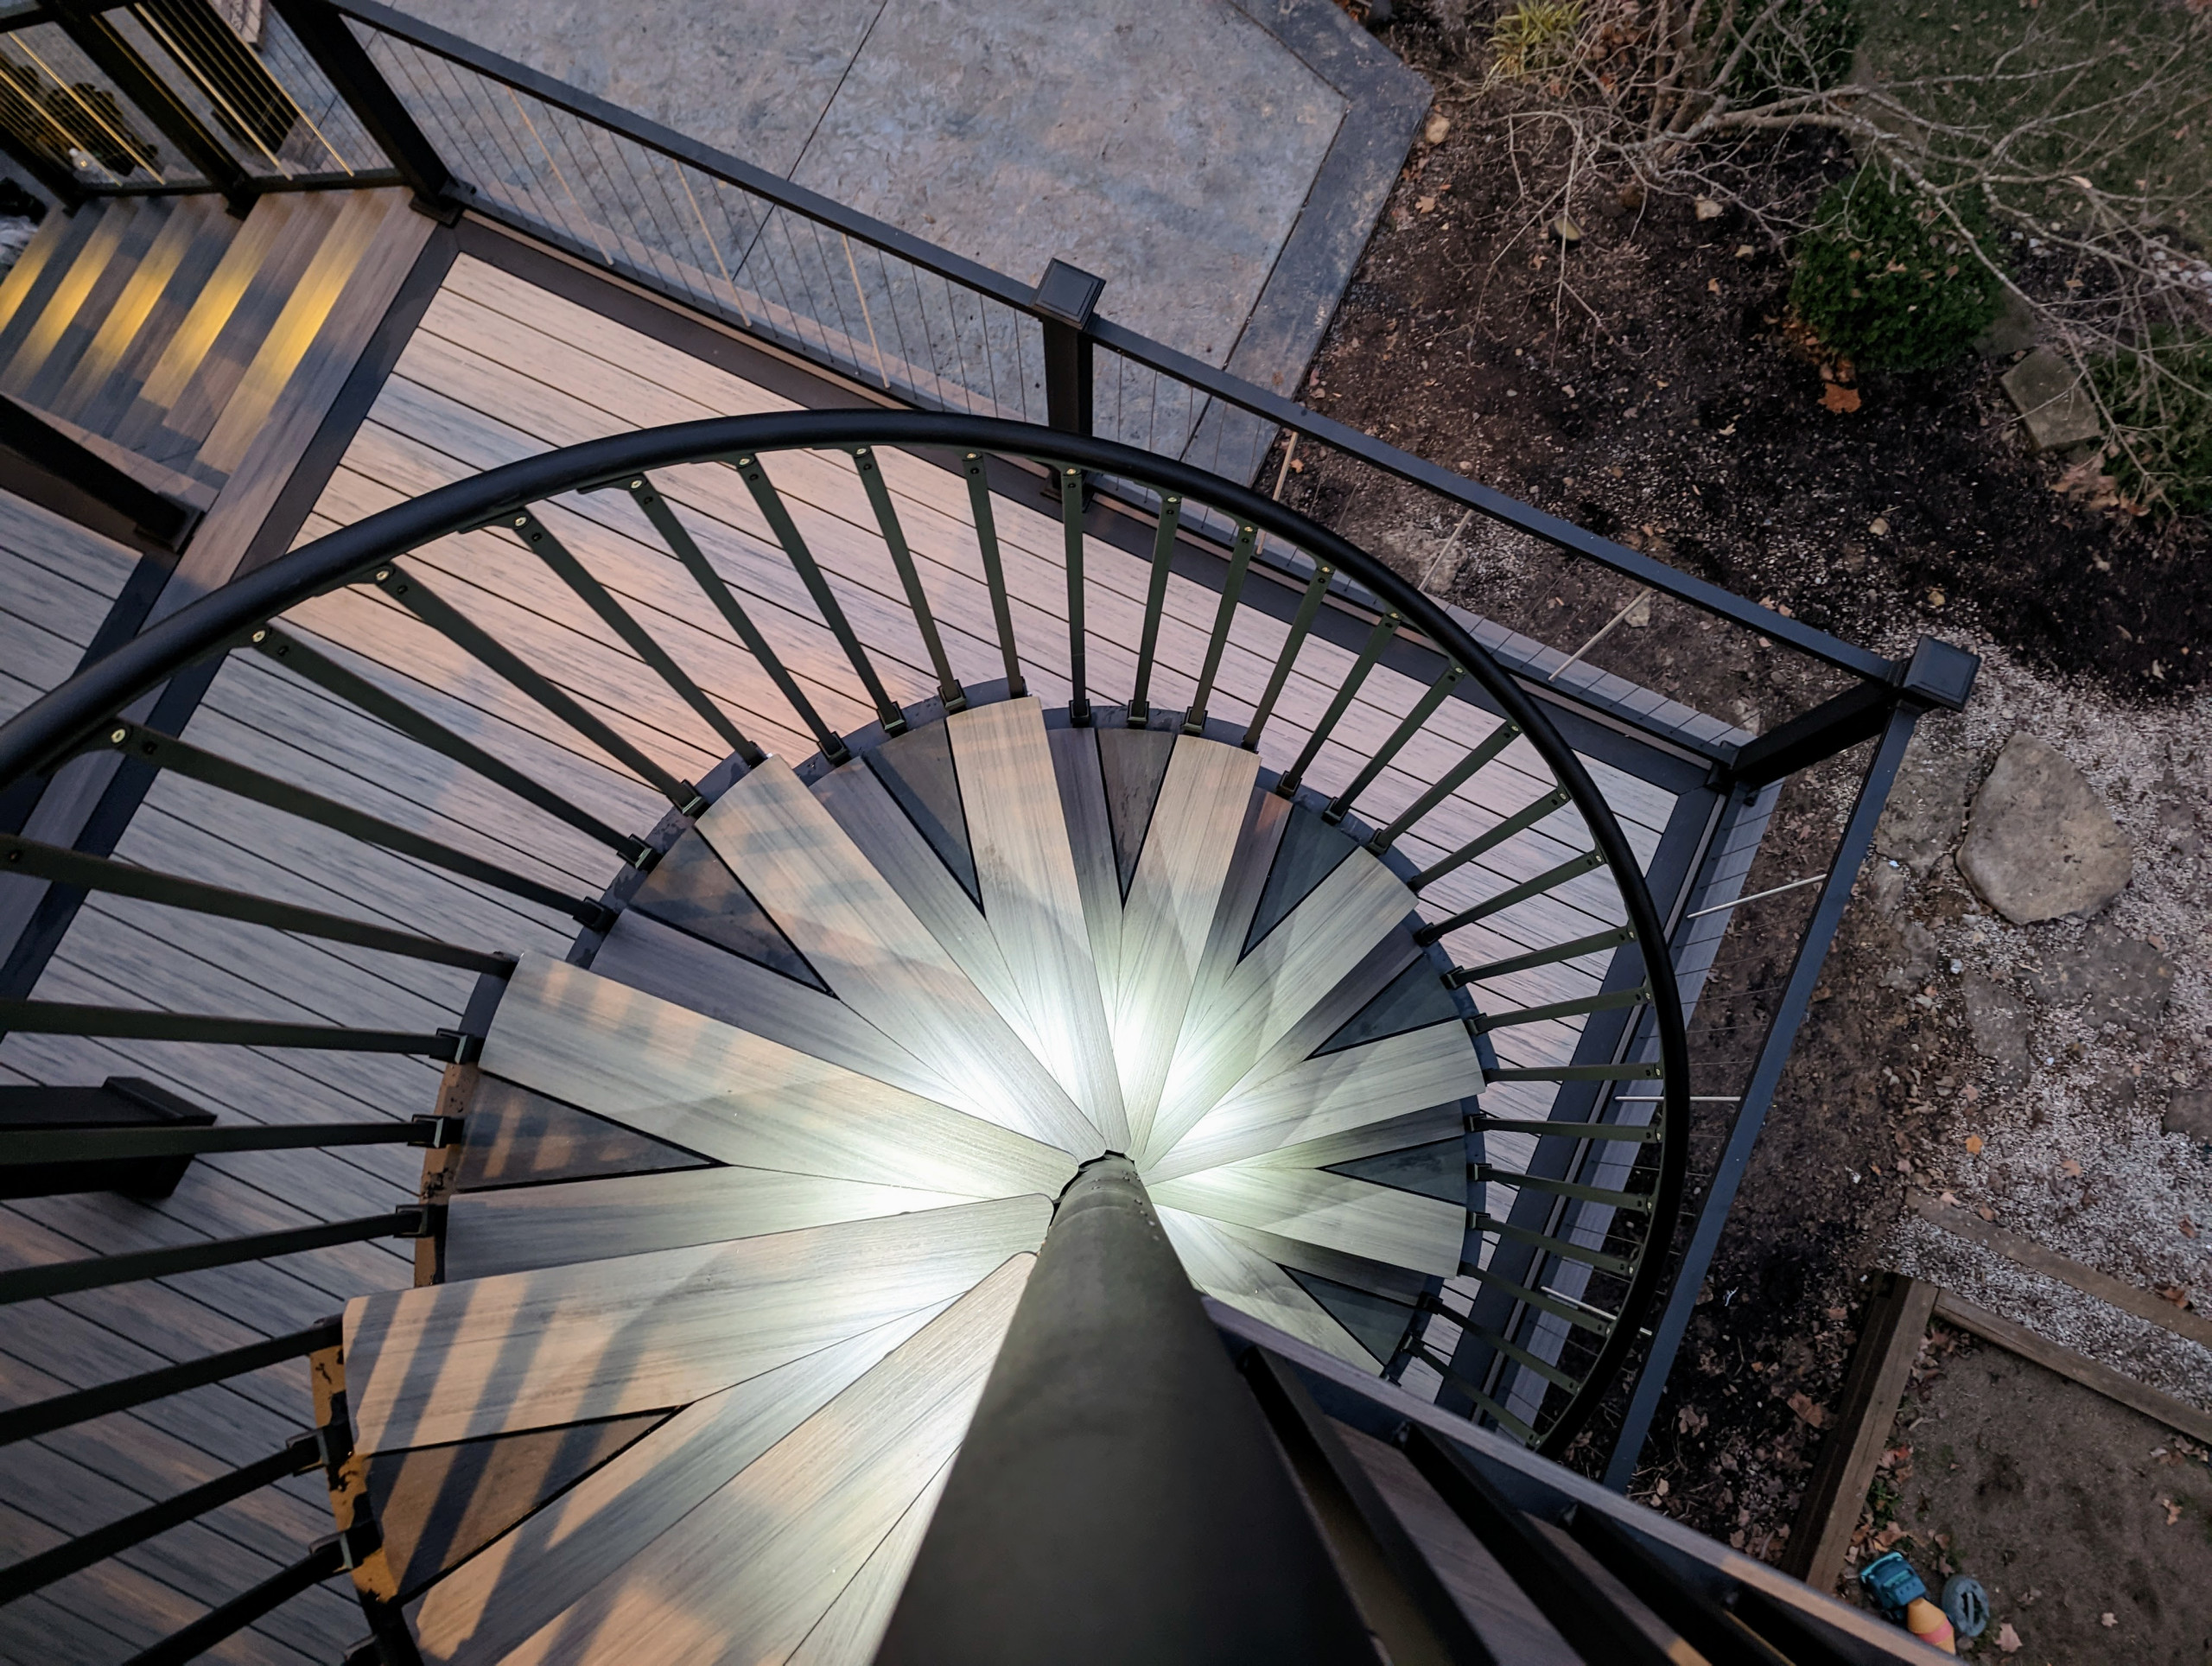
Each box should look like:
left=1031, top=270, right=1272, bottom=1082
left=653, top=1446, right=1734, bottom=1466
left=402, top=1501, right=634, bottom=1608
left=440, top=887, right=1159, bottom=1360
left=384, top=0, right=1426, bottom=389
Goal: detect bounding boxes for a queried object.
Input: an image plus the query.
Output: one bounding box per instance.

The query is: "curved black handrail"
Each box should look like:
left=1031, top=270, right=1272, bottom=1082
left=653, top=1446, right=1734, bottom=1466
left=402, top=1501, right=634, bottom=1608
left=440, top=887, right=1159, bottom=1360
left=0, top=410, right=1688, bottom=1453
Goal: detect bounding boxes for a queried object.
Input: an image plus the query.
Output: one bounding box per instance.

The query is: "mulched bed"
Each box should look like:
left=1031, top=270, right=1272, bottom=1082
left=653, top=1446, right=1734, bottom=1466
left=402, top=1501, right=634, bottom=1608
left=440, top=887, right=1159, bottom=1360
left=1295, top=0, right=2212, bottom=1567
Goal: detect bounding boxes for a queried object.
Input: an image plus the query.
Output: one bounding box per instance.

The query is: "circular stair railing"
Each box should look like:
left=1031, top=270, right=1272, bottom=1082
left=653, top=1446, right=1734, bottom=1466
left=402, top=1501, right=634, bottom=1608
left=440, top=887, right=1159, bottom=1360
left=0, top=410, right=1688, bottom=1472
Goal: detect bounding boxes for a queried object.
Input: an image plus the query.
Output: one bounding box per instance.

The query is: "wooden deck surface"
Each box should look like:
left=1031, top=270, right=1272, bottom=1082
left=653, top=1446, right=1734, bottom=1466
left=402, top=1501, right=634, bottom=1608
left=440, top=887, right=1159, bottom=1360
left=0, top=234, right=1726, bottom=1662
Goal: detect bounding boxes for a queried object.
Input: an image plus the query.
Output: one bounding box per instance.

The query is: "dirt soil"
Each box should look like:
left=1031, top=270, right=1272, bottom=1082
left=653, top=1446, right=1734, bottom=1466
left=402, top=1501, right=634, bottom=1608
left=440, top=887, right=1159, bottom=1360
left=1293, top=0, right=2212, bottom=1597
left=1857, top=1323, right=2212, bottom=1663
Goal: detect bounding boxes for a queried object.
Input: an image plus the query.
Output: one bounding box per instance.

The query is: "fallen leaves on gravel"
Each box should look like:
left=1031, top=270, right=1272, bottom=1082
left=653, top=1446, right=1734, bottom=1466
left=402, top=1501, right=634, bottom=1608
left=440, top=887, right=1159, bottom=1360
left=1787, top=1391, right=1827, bottom=1428
left=1965, top=1134, right=1985, bottom=1154
left=1822, top=382, right=1861, bottom=413
left=1996, top=1621, right=2024, bottom=1653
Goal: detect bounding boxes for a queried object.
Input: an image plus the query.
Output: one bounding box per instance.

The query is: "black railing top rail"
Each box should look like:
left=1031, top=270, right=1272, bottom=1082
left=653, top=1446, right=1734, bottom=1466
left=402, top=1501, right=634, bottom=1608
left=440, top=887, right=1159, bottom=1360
left=309, top=0, right=1927, bottom=697
left=0, top=408, right=1694, bottom=1452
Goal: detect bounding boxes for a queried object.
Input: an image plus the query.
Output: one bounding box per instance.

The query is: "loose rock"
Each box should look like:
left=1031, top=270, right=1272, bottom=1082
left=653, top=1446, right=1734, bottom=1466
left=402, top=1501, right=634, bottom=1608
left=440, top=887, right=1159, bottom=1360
left=1878, top=739, right=1974, bottom=878
left=2023, top=924, right=2174, bottom=1032
left=1956, top=734, right=2133, bottom=924
left=2001, top=348, right=2102, bottom=452
left=2164, top=1090, right=2212, bottom=1143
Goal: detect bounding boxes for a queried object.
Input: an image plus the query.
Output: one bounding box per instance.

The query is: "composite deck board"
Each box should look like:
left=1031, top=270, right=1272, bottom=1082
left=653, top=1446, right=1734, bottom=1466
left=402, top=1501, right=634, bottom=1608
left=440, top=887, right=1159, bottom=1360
left=0, top=488, right=142, bottom=724
left=0, top=231, right=1738, bottom=1662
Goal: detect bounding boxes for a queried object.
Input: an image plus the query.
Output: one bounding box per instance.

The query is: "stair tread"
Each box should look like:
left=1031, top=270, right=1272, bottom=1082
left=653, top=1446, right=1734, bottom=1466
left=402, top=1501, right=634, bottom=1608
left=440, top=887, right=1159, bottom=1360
left=444, top=1165, right=995, bottom=1281
left=697, top=754, right=1098, bottom=1157
left=480, top=954, right=1076, bottom=1200
left=342, top=1192, right=1050, bottom=1454
left=410, top=1298, right=965, bottom=1665
left=946, top=698, right=1127, bottom=1150
left=491, top=1256, right=1030, bottom=1666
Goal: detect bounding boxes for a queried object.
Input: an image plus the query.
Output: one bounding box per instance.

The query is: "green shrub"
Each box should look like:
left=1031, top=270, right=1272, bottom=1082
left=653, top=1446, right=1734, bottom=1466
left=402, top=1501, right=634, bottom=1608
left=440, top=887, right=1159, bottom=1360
left=1789, top=169, right=2004, bottom=370
left=2092, top=335, right=2212, bottom=516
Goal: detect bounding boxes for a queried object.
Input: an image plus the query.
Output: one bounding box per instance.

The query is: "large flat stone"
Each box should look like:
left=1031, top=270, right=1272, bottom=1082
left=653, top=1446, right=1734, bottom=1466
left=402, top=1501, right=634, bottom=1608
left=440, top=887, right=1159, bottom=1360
left=1956, top=734, right=2133, bottom=924
left=2001, top=347, right=2102, bottom=452
left=2023, top=923, right=2175, bottom=1032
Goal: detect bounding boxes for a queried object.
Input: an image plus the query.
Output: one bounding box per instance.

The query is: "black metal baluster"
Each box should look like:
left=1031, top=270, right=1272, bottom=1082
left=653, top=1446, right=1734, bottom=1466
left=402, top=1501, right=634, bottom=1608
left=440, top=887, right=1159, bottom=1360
left=0, top=835, right=514, bottom=973
left=1323, top=664, right=1465, bottom=824
left=1443, top=925, right=1635, bottom=987
left=0, top=1320, right=341, bottom=1448
left=1367, top=717, right=1521, bottom=854
left=732, top=451, right=906, bottom=735
left=1058, top=464, right=1090, bottom=723
left=369, top=563, right=704, bottom=812
left=1475, top=1167, right=1653, bottom=1215
left=95, top=722, right=613, bottom=926
left=1450, top=1266, right=1615, bottom=1334
left=251, top=627, right=654, bottom=866
left=1181, top=522, right=1257, bottom=736
left=1472, top=1115, right=1657, bottom=1143
left=1470, top=1216, right=1634, bottom=1275
left=1240, top=562, right=1334, bottom=750
left=1275, top=610, right=1400, bottom=798
left=0, top=1206, right=430, bottom=1306
left=1415, top=849, right=1606, bottom=944
left=121, top=1541, right=346, bottom=1666
left=0, top=1433, right=326, bottom=1602
left=1563, top=1505, right=1799, bottom=1666
left=1412, top=788, right=1572, bottom=893
left=500, top=506, right=763, bottom=764
left=1401, top=1425, right=1676, bottom=1666
left=963, top=452, right=1026, bottom=696
left=1127, top=493, right=1182, bottom=726
left=1407, top=1344, right=1537, bottom=1444
left=1473, top=984, right=1652, bottom=1033
left=1483, top=1060, right=1664, bottom=1084
left=620, top=474, right=849, bottom=764
left=850, top=446, right=965, bottom=712
left=0, top=1003, right=463, bottom=1057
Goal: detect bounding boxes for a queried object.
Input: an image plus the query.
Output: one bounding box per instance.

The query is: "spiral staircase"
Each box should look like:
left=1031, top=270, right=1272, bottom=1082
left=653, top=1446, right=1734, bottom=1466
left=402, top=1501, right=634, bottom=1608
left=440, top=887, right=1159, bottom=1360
left=0, top=3, right=1974, bottom=1658
left=0, top=400, right=1946, bottom=1664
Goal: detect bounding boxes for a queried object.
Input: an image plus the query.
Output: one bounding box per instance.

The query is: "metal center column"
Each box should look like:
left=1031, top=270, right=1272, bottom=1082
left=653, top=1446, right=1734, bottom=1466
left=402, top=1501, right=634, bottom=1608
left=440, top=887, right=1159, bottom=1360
left=873, top=1154, right=1374, bottom=1664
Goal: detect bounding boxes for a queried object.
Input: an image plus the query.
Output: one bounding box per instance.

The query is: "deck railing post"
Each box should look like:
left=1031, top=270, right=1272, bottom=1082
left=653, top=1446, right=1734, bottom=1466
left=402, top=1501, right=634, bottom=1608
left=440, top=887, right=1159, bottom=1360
left=874, top=1156, right=1376, bottom=1664
left=268, top=0, right=462, bottom=218
left=1602, top=704, right=1925, bottom=1491
left=1033, top=258, right=1103, bottom=440
left=45, top=0, right=256, bottom=214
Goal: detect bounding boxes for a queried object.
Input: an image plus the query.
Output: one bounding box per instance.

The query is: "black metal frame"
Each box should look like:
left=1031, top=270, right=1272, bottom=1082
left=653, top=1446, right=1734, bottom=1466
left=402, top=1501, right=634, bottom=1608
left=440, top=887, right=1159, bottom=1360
left=0, top=0, right=1985, bottom=1528
left=0, top=408, right=1693, bottom=1462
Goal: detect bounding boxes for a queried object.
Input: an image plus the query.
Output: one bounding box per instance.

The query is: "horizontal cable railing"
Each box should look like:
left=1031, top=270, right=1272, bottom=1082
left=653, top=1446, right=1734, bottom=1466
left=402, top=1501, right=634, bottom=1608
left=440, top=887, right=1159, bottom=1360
left=303, top=0, right=1925, bottom=749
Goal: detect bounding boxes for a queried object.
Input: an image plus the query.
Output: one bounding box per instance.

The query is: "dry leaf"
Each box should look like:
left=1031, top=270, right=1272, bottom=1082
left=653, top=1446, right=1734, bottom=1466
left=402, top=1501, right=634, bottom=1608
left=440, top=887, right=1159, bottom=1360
left=1415, top=195, right=1438, bottom=213
left=2101, top=1612, right=2118, bottom=1628
left=1997, top=1621, right=2024, bottom=1653
left=1938, top=1190, right=1961, bottom=1205
left=1788, top=1391, right=1827, bottom=1428
left=2162, top=1497, right=2182, bottom=1525
left=1977, top=1206, right=1996, bottom=1221
left=2061, top=1158, right=2083, bottom=1178
left=1822, top=383, right=1861, bottom=413
left=1694, top=196, right=1724, bottom=219
left=1965, top=1134, right=1984, bottom=1154
left=2156, top=1283, right=2193, bottom=1311
left=1424, top=111, right=1451, bottom=145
